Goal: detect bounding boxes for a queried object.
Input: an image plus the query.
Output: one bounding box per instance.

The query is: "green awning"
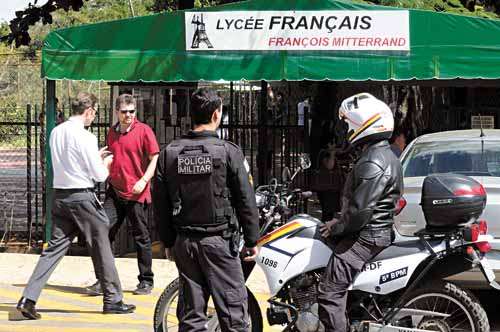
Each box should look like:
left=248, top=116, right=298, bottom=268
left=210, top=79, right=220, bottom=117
left=41, top=0, right=500, bottom=82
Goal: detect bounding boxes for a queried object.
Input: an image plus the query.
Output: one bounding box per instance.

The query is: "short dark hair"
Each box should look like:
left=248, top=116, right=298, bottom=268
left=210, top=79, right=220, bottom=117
left=318, top=148, right=335, bottom=167
left=191, top=88, right=222, bottom=125
left=71, top=92, right=97, bottom=115
left=390, top=128, right=405, bottom=143
left=115, top=93, right=136, bottom=110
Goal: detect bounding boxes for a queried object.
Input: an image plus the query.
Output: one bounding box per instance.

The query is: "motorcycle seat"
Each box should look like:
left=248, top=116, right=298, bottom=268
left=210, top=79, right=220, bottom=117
left=371, top=239, right=437, bottom=262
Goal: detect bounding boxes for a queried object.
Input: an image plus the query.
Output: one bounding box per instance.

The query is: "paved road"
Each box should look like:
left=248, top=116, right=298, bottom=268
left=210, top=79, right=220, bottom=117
left=1, top=283, right=499, bottom=332
left=0, top=283, right=280, bottom=332
left=1, top=253, right=499, bottom=332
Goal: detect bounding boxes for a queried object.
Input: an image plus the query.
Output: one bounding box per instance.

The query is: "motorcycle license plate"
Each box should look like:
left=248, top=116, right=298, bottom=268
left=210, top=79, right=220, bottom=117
left=479, top=256, right=500, bottom=290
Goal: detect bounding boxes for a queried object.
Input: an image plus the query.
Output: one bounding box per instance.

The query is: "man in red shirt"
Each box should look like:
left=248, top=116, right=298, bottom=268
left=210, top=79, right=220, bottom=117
left=87, top=94, right=159, bottom=295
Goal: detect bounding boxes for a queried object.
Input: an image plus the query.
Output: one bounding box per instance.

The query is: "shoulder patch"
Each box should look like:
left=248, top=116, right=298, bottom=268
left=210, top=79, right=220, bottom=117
left=243, top=158, right=250, bottom=173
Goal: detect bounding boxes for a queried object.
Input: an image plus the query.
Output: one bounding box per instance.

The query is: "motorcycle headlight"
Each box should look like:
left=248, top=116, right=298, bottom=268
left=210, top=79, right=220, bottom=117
left=255, top=192, right=266, bottom=208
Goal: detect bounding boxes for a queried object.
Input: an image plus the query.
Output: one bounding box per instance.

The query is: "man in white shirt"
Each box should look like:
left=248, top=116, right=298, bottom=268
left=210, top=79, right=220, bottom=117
left=16, top=92, right=135, bottom=320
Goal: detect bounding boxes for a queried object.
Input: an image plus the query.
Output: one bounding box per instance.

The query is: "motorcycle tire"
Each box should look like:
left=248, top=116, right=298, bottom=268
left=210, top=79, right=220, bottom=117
left=153, top=277, right=263, bottom=332
left=398, top=281, right=489, bottom=332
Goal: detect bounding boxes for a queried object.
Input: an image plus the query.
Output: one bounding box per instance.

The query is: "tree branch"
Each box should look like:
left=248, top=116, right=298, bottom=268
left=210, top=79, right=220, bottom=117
left=0, top=0, right=86, bottom=47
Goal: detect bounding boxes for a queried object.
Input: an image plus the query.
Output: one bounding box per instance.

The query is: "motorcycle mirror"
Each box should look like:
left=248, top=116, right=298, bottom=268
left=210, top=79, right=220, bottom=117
left=282, top=167, right=292, bottom=183
left=299, top=153, right=311, bottom=170
left=269, top=178, right=278, bottom=193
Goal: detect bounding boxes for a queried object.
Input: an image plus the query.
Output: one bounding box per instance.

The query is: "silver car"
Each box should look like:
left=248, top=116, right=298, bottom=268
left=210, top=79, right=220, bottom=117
left=395, top=129, right=500, bottom=288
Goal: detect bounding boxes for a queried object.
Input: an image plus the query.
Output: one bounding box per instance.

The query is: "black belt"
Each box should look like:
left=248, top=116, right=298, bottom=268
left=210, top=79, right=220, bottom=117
left=54, top=188, right=95, bottom=193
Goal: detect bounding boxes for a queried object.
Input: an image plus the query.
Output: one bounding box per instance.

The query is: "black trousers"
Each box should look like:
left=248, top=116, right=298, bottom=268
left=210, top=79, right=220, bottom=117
left=23, top=190, right=123, bottom=305
left=95, top=187, right=154, bottom=285
left=174, top=234, right=249, bottom=332
left=318, top=231, right=391, bottom=332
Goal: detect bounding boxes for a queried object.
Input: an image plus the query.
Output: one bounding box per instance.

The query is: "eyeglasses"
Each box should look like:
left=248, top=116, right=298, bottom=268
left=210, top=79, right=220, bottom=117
left=120, top=109, right=136, bottom=114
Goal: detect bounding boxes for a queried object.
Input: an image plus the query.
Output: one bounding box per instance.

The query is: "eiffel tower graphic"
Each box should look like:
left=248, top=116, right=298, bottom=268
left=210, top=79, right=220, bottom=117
left=191, top=14, right=213, bottom=49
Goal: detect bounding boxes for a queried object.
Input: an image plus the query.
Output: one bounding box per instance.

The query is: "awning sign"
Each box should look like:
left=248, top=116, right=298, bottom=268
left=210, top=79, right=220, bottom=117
left=185, top=11, right=409, bottom=51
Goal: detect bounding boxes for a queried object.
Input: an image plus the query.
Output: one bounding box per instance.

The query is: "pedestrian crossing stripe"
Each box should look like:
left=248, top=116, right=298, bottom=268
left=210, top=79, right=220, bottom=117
left=0, top=287, right=150, bottom=325
left=0, top=284, right=282, bottom=331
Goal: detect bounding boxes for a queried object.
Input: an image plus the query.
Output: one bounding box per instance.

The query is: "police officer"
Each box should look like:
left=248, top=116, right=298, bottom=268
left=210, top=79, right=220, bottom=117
left=317, top=93, right=403, bottom=332
left=153, top=88, right=260, bottom=332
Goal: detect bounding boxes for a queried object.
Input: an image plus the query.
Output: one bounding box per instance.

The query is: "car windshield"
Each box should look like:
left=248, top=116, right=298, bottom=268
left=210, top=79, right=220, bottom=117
left=402, top=140, right=500, bottom=177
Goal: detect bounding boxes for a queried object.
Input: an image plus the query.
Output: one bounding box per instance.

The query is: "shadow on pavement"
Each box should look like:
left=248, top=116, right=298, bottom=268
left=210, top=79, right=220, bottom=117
left=12, top=283, right=93, bottom=296
left=0, top=303, right=102, bottom=321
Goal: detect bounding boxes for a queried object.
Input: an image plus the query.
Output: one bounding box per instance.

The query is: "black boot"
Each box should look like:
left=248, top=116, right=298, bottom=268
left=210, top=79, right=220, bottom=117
left=103, top=301, right=136, bottom=314
left=17, top=297, right=41, bottom=320
left=133, top=281, right=153, bottom=295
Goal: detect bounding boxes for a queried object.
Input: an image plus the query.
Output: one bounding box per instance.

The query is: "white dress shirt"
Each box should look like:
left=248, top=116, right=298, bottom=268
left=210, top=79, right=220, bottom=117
left=50, top=117, right=109, bottom=189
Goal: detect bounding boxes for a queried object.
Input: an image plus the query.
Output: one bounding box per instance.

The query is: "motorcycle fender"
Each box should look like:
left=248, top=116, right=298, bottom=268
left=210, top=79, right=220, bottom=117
left=478, top=256, right=500, bottom=290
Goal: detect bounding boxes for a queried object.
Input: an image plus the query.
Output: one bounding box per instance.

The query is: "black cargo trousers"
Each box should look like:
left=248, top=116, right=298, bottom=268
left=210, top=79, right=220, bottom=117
left=174, top=233, right=249, bottom=332
left=318, top=228, right=393, bottom=332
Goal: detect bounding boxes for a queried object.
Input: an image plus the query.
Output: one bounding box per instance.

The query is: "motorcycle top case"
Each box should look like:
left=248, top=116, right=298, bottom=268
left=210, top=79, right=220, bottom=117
left=421, top=173, right=486, bottom=228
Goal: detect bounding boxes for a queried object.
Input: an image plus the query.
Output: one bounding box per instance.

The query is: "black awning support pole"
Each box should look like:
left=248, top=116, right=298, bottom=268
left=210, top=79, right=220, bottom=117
left=229, top=81, right=234, bottom=141
left=258, top=80, right=268, bottom=186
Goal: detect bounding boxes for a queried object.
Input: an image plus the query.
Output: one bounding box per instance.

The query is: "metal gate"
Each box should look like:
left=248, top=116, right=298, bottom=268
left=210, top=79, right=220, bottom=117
left=116, top=82, right=310, bottom=187
left=115, top=81, right=311, bottom=233
left=0, top=105, right=44, bottom=248
left=0, top=104, right=111, bottom=249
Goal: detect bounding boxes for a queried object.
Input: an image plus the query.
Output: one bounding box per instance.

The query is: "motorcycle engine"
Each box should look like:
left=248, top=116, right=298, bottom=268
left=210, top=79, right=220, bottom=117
left=289, top=273, right=325, bottom=332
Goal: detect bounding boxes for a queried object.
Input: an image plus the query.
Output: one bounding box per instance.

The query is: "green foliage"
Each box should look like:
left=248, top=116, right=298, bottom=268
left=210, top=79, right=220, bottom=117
left=0, top=23, right=9, bottom=37
left=146, top=0, right=177, bottom=12
left=0, top=95, right=25, bottom=145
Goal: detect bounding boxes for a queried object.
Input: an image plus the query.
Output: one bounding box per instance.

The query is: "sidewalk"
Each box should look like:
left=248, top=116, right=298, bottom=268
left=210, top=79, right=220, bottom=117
left=0, top=252, right=273, bottom=332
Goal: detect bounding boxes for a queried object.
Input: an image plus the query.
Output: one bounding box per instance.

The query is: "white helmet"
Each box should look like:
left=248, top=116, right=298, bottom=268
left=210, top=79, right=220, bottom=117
left=339, top=93, right=394, bottom=146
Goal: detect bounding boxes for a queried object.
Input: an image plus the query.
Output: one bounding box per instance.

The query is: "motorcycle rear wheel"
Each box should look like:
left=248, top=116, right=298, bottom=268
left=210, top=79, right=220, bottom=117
left=153, top=277, right=263, bottom=332
left=397, top=281, right=489, bottom=332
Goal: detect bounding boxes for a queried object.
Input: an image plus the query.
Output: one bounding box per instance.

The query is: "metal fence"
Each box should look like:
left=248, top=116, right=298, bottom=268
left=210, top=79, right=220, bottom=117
left=0, top=84, right=313, bottom=253
left=0, top=104, right=111, bottom=248
left=0, top=105, right=43, bottom=246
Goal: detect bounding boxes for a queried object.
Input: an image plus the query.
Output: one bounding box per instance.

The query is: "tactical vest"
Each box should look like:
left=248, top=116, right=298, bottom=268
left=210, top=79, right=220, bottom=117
left=165, top=137, right=234, bottom=234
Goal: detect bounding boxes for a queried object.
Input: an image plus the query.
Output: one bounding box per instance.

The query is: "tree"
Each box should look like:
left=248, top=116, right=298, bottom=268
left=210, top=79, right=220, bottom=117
left=0, top=0, right=85, bottom=47
left=0, top=0, right=245, bottom=48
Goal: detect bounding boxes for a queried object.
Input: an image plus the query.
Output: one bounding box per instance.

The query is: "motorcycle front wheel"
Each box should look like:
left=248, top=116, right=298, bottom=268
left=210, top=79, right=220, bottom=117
left=397, top=281, right=489, bottom=332
left=153, top=277, right=263, bottom=332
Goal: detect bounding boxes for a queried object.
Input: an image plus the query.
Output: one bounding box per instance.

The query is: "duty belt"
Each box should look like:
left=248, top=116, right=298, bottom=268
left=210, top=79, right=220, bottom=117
left=54, top=188, right=95, bottom=193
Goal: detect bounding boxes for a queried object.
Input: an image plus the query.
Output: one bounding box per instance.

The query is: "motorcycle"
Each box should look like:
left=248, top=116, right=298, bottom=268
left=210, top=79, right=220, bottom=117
left=154, top=155, right=500, bottom=332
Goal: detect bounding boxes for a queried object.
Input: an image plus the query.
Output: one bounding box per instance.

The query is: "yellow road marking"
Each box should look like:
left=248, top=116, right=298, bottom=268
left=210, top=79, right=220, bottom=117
left=31, top=287, right=153, bottom=317
left=0, top=288, right=151, bottom=325
left=0, top=286, right=281, bottom=331
left=0, top=326, right=143, bottom=332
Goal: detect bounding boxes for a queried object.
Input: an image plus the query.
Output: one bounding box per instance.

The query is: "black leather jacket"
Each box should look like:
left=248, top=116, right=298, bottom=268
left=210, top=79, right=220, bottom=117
left=332, top=140, right=403, bottom=237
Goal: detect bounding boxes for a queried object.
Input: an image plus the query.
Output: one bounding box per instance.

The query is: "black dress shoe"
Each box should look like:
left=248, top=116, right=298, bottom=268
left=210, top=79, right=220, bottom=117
left=16, top=297, right=41, bottom=320
left=103, top=301, right=136, bottom=314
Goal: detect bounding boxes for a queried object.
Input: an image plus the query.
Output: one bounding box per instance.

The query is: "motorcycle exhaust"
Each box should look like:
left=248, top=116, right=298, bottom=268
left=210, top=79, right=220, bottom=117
left=361, top=322, right=440, bottom=332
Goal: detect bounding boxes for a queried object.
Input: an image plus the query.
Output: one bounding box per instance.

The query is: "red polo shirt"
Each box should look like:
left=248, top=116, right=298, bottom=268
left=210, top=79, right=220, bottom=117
left=107, top=119, right=160, bottom=203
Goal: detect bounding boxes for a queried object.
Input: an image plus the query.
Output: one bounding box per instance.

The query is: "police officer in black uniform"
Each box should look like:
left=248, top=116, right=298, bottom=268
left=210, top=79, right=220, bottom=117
left=317, top=93, right=403, bottom=332
left=153, top=88, right=260, bottom=332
